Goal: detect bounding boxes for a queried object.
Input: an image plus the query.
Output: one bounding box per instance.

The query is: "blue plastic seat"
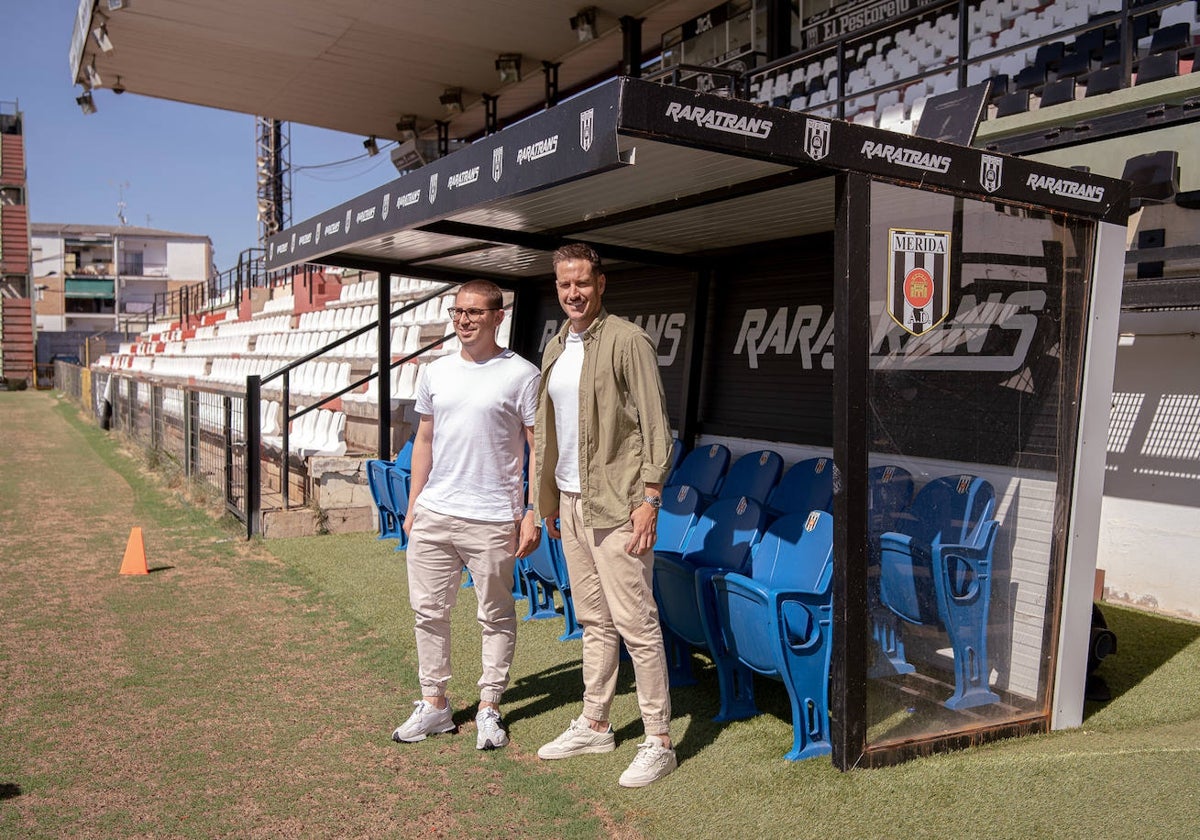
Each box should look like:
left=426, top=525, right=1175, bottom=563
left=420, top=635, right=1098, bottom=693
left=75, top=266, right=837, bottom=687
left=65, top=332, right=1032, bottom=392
left=717, top=449, right=784, bottom=505
left=765, top=456, right=834, bottom=520
left=366, top=459, right=403, bottom=540
left=666, top=437, right=685, bottom=483
left=652, top=496, right=765, bottom=685
left=708, top=510, right=835, bottom=760
left=666, top=443, right=730, bottom=504
left=865, top=466, right=917, bottom=678
left=878, top=475, right=1001, bottom=710
left=520, top=521, right=581, bottom=640
left=392, top=433, right=415, bottom=473
left=384, top=465, right=411, bottom=550
left=654, top=484, right=702, bottom=555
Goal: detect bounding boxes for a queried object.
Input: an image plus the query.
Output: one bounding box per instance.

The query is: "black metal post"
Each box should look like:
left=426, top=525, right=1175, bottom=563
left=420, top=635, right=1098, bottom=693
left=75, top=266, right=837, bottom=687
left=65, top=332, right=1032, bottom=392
left=836, top=39, right=847, bottom=120
left=677, top=268, right=711, bottom=449
left=436, top=120, right=450, bottom=158
left=378, top=270, right=392, bottom=461
left=1119, top=0, right=1134, bottom=89
left=766, top=0, right=791, bottom=62
left=621, top=16, right=643, bottom=77
left=957, top=0, right=970, bottom=88
left=509, top=280, right=541, bottom=362
left=543, top=61, right=561, bottom=109
left=830, top=172, right=872, bottom=772
left=281, top=371, right=290, bottom=509
left=151, top=383, right=162, bottom=451
left=186, top=388, right=199, bottom=479
left=483, top=93, right=499, bottom=135
left=223, top=394, right=233, bottom=505
left=246, top=375, right=262, bottom=539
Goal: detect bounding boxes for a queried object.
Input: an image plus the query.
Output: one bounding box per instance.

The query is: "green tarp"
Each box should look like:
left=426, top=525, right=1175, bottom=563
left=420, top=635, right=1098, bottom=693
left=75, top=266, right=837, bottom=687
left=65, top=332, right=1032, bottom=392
left=64, top=278, right=114, bottom=298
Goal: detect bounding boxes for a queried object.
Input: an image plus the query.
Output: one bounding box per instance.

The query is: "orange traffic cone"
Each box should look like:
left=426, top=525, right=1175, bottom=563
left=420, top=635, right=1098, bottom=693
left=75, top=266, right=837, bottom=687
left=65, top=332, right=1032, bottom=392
left=120, top=527, right=149, bottom=575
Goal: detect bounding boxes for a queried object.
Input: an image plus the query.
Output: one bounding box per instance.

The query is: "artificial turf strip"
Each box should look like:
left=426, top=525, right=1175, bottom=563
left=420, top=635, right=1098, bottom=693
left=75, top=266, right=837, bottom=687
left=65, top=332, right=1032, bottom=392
left=3, top=389, right=1199, bottom=838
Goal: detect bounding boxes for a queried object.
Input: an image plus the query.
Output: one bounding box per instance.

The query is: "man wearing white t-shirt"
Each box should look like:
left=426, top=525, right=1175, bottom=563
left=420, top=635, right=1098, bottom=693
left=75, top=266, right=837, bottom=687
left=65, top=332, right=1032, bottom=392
left=390, top=279, right=540, bottom=751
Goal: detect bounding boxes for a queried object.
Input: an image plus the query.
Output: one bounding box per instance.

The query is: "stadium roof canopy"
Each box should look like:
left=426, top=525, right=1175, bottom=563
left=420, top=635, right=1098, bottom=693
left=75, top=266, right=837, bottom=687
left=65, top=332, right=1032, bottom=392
left=69, top=0, right=719, bottom=142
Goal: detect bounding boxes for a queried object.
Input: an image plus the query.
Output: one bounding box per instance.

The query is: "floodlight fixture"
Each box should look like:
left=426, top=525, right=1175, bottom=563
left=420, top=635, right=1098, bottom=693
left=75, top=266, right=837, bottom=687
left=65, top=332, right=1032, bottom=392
left=390, top=139, right=429, bottom=174
left=85, top=58, right=103, bottom=89
left=495, top=53, right=523, bottom=84
left=93, top=22, right=114, bottom=53
left=395, top=115, right=418, bottom=139
left=77, top=90, right=97, bottom=115
left=439, top=87, right=463, bottom=114
left=363, top=135, right=380, bottom=157
left=571, top=7, right=598, bottom=42
left=107, top=0, right=131, bottom=11
left=112, top=75, right=126, bottom=94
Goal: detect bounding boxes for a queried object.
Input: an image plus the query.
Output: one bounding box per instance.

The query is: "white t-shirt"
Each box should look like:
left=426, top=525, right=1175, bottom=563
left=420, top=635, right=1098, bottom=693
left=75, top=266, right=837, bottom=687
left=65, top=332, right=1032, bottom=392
left=547, top=330, right=584, bottom=494
left=414, top=349, right=540, bottom=522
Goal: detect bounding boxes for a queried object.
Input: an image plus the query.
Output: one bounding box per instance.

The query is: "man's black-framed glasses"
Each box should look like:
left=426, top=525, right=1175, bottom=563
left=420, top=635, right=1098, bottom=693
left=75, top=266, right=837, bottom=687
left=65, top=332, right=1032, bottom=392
left=447, top=306, right=500, bottom=321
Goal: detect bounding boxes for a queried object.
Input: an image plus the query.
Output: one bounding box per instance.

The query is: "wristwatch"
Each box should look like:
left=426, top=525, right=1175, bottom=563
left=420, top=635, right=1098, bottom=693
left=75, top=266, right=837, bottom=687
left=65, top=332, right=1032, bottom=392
left=642, top=494, right=662, bottom=510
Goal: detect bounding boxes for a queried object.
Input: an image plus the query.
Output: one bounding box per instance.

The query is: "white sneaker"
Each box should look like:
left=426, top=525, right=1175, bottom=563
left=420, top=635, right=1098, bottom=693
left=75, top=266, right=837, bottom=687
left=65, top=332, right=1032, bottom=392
left=391, top=700, right=455, bottom=743
left=475, top=707, right=509, bottom=750
left=618, top=738, right=677, bottom=788
left=536, top=716, right=616, bottom=760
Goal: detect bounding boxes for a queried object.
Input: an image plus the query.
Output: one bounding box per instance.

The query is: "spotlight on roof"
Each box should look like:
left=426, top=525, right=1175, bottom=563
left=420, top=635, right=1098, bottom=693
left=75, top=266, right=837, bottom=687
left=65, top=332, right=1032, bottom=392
left=395, top=115, right=418, bottom=139
left=570, top=7, right=598, bottom=42
left=495, top=53, right=522, bottom=84
left=363, top=135, right=380, bottom=157
left=106, top=0, right=131, bottom=10
left=93, top=22, right=114, bottom=53
left=77, top=90, right=97, bottom=115
left=85, top=58, right=103, bottom=89
left=439, top=87, right=463, bottom=114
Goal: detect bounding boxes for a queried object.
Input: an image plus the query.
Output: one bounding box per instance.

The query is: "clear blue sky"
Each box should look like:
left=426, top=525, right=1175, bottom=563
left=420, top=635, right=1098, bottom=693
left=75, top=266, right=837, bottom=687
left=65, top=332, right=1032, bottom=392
left=2, top=2, right=400, bottom=273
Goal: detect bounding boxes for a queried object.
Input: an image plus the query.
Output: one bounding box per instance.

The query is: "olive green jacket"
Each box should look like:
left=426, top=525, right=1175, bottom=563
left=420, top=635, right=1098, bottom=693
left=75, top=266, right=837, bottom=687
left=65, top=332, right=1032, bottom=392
left=533, top=309, right=674, bottom=529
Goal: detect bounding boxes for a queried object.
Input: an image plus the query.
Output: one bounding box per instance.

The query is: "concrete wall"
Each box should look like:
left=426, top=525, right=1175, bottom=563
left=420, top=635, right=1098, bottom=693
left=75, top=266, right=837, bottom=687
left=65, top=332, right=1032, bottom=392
left=166, top=239, right=210, bottom=280
left=1098, top=309, right=1200, bottom=620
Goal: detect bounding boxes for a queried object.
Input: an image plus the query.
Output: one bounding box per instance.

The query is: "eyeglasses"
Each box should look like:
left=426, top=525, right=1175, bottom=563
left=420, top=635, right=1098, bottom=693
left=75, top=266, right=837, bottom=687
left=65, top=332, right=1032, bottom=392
left=447, top=306, right=500, bottom=321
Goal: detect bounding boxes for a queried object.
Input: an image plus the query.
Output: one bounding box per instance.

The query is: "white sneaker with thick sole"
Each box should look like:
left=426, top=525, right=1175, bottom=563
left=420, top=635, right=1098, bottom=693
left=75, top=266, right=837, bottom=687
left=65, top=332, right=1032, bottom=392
left=391, top=700, right=455, bottom=743
left=475, top=707, right=509, bottom=750
left=536, top=716, right=616, bottom=760
left=618, top=738, right=677, bottom=788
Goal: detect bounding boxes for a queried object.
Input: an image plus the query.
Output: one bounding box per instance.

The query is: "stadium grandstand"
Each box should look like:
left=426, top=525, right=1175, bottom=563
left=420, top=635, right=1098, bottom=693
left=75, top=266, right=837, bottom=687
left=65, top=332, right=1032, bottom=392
left=61, top=0, right=1198, bottom=770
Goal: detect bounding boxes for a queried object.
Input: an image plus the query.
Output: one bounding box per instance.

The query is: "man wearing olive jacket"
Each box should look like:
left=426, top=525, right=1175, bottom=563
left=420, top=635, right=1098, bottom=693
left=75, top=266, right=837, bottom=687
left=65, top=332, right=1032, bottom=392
left=533, top=242, right=677, bottom=788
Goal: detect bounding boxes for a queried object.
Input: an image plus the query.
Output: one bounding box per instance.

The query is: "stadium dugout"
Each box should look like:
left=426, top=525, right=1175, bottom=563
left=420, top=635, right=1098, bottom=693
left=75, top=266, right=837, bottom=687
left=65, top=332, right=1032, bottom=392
left=259, top=76, right=1129, bottom=769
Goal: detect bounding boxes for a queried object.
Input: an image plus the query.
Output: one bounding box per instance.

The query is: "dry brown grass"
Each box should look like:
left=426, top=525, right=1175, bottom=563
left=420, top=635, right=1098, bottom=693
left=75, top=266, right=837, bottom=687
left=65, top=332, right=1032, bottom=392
left=0, top=391, right=614, bottom=839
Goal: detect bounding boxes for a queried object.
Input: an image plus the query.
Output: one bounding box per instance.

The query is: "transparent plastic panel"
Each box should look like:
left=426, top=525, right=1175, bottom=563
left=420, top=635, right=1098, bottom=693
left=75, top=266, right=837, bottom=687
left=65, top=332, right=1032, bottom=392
left=863, top=181, right=1095, bottom=749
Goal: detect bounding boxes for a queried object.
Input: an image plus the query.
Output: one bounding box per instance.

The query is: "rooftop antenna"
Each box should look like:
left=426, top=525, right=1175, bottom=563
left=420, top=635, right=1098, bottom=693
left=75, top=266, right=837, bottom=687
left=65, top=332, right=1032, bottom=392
left=116, top=180, right=130, bottom=226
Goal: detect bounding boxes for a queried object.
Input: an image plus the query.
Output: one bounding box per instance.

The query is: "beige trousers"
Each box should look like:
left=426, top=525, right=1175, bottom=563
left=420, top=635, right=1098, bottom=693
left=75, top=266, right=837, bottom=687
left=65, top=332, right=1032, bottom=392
left=557, top=490, right=672, bottom=736
left=405, top=506, right=518, bottom=705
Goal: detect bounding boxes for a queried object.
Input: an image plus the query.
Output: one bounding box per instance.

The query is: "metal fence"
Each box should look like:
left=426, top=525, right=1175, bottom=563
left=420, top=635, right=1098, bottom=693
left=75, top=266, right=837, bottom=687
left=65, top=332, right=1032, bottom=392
left=52, top=279, right=457, bottom=539
left=57, top=362, right=267, bottom=536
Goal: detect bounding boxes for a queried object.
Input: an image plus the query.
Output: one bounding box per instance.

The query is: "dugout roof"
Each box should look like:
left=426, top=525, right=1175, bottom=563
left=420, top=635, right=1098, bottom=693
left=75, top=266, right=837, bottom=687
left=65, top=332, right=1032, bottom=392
left=263, top=77, right=1128, bottom=277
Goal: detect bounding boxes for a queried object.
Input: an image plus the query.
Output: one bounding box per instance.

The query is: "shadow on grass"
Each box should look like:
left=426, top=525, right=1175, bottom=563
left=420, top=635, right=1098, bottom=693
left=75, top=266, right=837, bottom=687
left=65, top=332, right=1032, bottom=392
left=501, top=645, right=801, bottom=765
left=0, top=782, right=20, bottom=800
left=1084, top=603, right=1200, bottom=721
